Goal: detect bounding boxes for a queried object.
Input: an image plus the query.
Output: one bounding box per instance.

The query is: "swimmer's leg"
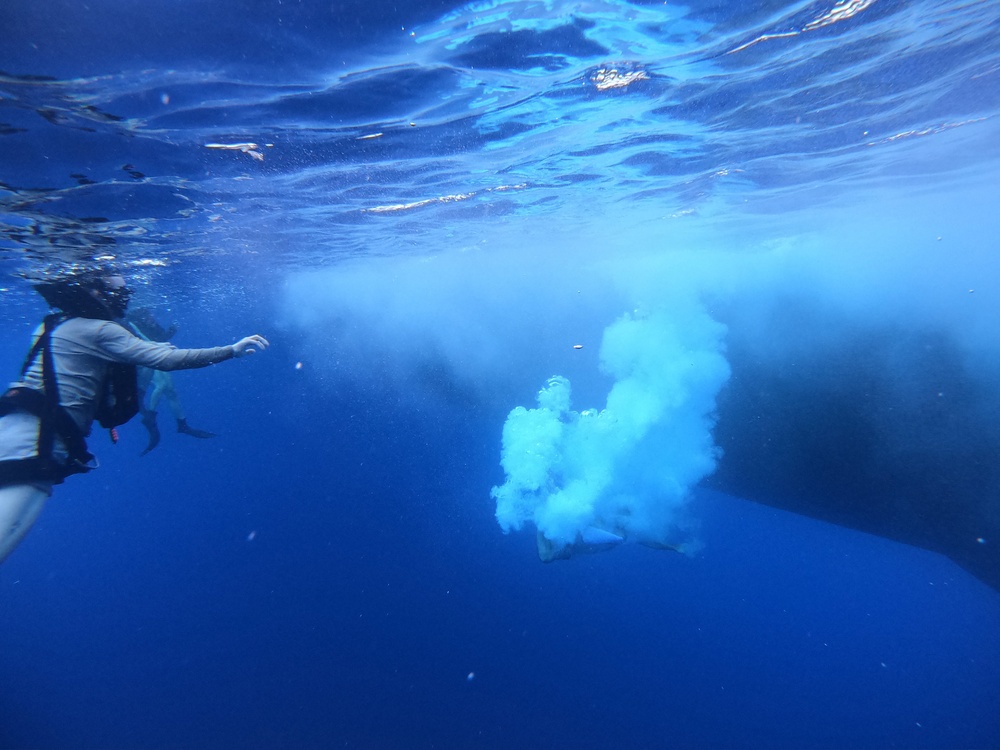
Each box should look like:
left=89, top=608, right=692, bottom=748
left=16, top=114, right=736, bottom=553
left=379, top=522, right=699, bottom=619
left=151, top=373, right=216, bottom=438
left=140, top=409, right=161, bottom=456
left=0, top=483, right=52, bottom=563
left=148, top=378, right=167, bottom=413
left=536, top=527, right=625, bottom=562
left=166, top=389, right=217, bottom=439
left=176, top=419, right=217, bottom=439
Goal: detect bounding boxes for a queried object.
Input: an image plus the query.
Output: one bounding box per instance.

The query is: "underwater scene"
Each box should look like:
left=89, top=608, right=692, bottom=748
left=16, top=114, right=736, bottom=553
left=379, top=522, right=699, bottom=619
left=1, top=0, right=999, bottom=747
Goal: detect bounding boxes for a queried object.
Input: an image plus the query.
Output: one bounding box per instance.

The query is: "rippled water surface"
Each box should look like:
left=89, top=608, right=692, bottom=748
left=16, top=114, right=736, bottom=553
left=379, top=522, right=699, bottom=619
left=2, top=0, right=998, bottom=273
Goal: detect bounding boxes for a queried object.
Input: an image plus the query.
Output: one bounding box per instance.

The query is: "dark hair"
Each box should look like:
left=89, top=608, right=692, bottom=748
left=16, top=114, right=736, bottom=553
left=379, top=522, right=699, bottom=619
left=33, top=274, right=115, bottom=320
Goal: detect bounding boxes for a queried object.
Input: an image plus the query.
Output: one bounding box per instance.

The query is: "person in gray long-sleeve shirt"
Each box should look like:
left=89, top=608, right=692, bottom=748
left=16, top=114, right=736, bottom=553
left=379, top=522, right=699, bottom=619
left=18, top=317, right=236, bottom=432
left=0, top=274, right=269, bottom=563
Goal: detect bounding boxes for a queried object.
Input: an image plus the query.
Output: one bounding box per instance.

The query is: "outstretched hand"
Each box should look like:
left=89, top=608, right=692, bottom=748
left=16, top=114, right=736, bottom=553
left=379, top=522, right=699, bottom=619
left=233, top=334, right=269, bottom=357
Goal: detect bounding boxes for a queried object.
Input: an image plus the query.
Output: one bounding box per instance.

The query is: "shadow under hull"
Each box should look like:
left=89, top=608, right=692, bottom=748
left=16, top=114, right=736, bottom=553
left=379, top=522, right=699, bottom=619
left=712, top=313, right=1000, bottom=593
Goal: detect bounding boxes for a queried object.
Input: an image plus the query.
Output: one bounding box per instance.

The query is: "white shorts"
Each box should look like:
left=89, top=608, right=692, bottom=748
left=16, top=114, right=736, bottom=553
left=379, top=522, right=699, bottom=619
left=0, top=412, right=70, bottom=464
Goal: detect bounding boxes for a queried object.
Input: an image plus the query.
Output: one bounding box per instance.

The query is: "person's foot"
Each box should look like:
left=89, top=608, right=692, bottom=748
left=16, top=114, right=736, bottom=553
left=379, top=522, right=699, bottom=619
left=140, top=411, right=161, bottom=456
left=177, top=418, right=217, bottom=439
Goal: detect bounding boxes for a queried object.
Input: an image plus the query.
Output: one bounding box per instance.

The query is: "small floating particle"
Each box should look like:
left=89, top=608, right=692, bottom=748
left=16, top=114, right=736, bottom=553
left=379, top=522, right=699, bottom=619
left=295, top=361, right=304, bottom=370
left=247, top=531, right=257, bottom=541
left=467, top=672, right=475, bottom=682
left=573, top=344, right=584, bottom=350
left=977, top=537, right=986, bottom=544
left=357, top=132, right=384, bottom=140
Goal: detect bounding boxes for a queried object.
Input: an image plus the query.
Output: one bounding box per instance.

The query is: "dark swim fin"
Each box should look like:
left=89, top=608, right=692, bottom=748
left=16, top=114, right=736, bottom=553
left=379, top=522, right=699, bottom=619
left=140, top=410, right=161, bottom=456
left=177, top=418, right=216, bottom=439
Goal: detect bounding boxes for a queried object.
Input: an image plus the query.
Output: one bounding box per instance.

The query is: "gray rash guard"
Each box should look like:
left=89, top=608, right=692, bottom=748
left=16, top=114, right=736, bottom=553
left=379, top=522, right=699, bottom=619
left=13, top=317, right=235, bottom=434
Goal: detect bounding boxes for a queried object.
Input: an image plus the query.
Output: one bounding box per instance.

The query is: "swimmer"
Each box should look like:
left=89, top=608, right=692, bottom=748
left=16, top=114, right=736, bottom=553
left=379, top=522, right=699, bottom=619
left=0, top=272, right=268, bottom=562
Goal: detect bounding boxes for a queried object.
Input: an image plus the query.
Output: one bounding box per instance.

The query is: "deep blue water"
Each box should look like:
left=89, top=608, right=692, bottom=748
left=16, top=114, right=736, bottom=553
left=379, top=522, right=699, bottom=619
left=2, top=0, right=1000, bottom=748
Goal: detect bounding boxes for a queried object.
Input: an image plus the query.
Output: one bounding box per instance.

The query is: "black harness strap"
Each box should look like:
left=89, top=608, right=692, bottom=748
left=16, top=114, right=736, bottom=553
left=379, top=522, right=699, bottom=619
left=0, top=314, right=96, bottom=486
